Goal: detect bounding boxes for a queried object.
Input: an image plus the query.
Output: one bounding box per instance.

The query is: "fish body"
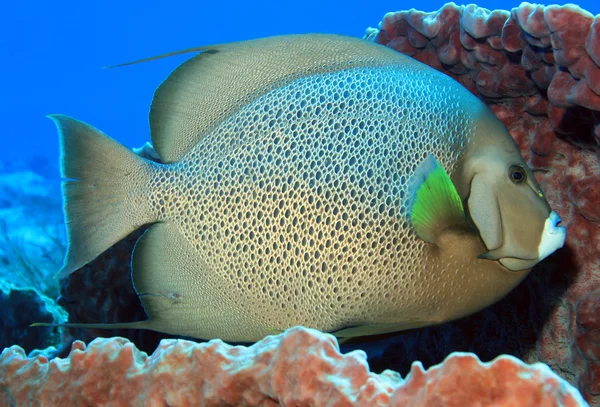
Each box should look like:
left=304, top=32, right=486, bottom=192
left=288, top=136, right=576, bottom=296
left=44, top=34, right=566, bottom=342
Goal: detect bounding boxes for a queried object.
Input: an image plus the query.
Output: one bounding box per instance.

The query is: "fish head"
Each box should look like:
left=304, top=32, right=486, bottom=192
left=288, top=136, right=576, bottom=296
left=457, top=112, right=566, bottom=271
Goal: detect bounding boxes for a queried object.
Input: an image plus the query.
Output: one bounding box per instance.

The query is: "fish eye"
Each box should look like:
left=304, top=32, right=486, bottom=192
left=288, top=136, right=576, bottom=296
left=508, top=165, right=526, bottom=184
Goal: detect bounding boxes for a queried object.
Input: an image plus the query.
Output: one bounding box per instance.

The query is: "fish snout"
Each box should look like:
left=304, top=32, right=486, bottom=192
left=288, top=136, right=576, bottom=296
left=550, top=211, right=563, bottom=229
left=537, top=211, right=567, bottom=261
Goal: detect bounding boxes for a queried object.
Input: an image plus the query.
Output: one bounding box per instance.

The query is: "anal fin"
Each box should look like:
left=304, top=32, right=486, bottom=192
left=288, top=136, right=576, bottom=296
left=331, top=320, right=434, bottom=339
left=130, top=222, right=262, bottom=341
left=31, top=320, right=154, bottom=331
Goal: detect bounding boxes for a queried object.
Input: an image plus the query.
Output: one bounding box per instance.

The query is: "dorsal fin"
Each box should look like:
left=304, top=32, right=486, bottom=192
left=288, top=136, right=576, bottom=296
left=104, top=46, right=207, bottom=68
left=147, top=33, right=424, bottom=162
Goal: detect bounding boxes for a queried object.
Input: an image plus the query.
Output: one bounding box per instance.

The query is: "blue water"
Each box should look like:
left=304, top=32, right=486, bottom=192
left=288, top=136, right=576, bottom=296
left=2, top=0, right=598, bottom=171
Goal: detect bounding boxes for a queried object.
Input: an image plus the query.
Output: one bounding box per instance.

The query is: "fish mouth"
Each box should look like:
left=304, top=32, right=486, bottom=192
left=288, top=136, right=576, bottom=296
left=480, top=210, right=567, bottom=271
left=537, top=211, right=567, bottom=261
left=549, top=211, right=564, bottom=231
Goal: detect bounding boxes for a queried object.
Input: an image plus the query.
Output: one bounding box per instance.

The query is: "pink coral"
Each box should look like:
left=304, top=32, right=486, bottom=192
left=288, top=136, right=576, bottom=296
left=367, top=2, right=599, bottom=405
left=0, top=327, right=587, bottom=407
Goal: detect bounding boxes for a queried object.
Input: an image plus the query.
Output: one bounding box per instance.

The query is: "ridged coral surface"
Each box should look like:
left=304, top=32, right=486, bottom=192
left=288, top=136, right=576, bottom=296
left=368, top=2, right=600, bottom=405
left=0, top=327, right=588, bottom=407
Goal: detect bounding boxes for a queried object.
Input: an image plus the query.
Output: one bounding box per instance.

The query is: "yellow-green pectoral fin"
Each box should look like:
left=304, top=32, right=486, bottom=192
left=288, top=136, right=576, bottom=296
left=406, top=154, right=467, bottom=244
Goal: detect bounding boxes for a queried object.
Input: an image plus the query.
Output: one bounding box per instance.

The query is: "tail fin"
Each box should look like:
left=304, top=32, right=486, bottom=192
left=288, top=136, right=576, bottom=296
left=49, top=114, right=157, bottom=279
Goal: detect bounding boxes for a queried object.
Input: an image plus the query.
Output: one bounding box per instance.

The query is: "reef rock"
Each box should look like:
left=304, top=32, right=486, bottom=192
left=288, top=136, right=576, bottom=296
left=0, top=169, right=63, bottom=296
left=0, top=327, right=588, bottom=407
left=0, top=281, right=66, bottom=354
left=366, top=2, right=600, bottom=405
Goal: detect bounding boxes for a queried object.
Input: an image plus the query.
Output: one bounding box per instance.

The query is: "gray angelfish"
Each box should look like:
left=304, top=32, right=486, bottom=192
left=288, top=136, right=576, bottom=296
left=36, top=34, right=566, bottom=342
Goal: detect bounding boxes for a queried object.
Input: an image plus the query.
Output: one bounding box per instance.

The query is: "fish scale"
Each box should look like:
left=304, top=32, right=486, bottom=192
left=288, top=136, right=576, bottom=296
left=147, top=66, right=472, bottom=336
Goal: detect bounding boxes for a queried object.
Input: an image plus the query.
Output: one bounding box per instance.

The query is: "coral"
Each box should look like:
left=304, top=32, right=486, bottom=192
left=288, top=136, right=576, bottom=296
left=0, top=281, right=66, bottom=354
left=0, top=169, right=63, bottom=297
left=0, top=327, right=588, bottom=407
left=365, top=2, right=600, bottom=405
left=575, top=289, right=600, bottom=397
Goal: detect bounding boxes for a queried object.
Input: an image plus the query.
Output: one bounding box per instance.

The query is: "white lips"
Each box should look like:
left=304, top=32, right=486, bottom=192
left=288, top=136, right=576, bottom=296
left=538, top=211, right=567, bottom=261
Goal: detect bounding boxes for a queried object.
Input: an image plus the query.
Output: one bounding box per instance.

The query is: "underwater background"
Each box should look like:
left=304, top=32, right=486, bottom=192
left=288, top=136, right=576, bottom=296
left=3, top=0, right=599, bottom=167
left=1, top=0, right=600, bottom=406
